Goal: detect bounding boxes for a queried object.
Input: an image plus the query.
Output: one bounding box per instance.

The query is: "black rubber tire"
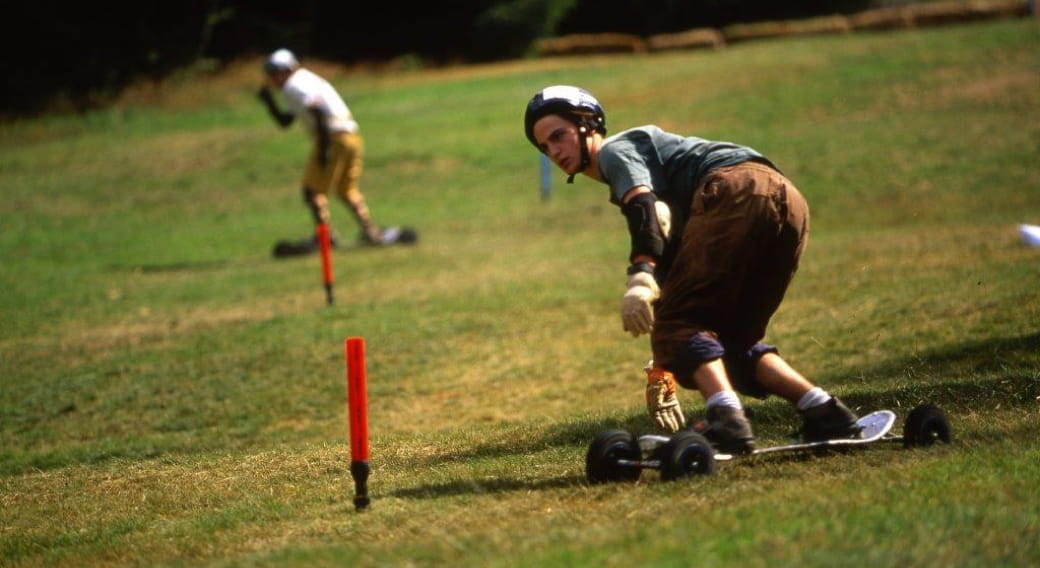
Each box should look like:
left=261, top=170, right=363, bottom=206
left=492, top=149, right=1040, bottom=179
left=396, top=227, right=419, bottom=244
left=660, top=431, right=717, bottom=481
left=272, top=238, right=317, bottom=258
left=586, top=429, right=642, bottom=484
left=903, top=404, right=952, bottom=447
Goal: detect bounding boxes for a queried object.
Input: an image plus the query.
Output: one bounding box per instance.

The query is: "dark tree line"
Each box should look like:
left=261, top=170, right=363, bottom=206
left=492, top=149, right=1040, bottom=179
left=3, top=0, right=872, bottom=118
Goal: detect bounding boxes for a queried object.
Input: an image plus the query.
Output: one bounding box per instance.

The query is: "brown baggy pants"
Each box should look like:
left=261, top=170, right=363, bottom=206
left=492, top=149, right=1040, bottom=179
left=650, top=161, right=810, bottom=377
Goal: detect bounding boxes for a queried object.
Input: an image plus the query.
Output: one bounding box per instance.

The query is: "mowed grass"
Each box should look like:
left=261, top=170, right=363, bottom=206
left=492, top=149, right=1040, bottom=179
left=1, top=19, right=1039, bottom=567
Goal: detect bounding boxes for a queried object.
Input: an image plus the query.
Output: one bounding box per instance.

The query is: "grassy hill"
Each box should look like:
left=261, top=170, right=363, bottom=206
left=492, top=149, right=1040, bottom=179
left=1, top=18, right=1038, bottom=567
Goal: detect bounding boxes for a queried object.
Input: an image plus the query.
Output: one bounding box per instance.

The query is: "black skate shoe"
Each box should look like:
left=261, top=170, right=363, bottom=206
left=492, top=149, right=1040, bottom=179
left=799, top=397, right=862, bottom=442
left=359, top=226, right=419, bottom=246
left=699, top=406, right=756, bottom=454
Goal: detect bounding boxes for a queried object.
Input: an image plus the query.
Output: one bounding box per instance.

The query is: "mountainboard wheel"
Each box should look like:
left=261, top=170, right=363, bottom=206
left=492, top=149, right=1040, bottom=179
left=396, top=226, right=418, bottom=244
left=586, top=429, right=642, bottom=484
left=272, top=238, right=318, bottom=258
left=660, top=431, right=716, bottom=481
left=902, top=404, right=952, bottom=447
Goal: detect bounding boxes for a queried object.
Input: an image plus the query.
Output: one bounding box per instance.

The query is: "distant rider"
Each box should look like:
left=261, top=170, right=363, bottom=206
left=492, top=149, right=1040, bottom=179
left=259, top=48, right=413, bottom=255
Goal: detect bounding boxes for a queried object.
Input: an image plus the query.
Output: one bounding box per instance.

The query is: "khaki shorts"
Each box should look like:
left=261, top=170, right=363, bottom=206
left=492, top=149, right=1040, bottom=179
left=651, top=161, right=810, bottom=369
left=303, top=131, right=365, bottom=202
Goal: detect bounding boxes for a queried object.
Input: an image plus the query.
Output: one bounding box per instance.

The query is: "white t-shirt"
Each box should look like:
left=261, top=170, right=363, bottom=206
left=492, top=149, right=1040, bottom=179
left=281, top=68, right=359, bottom=136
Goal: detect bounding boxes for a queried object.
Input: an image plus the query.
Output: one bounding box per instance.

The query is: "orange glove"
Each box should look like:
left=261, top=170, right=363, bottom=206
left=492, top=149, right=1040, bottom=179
left=645, top=367, right=685, bottom=432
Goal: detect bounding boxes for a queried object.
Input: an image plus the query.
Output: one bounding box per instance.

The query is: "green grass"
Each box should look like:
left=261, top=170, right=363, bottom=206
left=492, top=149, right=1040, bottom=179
left=2, top=19, right=1039, bottom=567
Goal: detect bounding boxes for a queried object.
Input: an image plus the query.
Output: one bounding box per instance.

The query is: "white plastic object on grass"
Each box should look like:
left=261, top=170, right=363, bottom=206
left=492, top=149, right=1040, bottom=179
left=1020, top=224, right=1040, bottom=247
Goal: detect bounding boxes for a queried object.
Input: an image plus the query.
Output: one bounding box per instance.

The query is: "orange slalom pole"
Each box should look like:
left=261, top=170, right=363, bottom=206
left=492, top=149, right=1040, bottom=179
left=316, top=222, right=334, bottom=306
left=345, top=337, right=370, bottom=510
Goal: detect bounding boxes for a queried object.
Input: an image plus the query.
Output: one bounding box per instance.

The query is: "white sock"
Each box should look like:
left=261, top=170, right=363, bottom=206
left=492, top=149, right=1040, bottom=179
left=706, top=390, right=743, bottom=410
left=796, top=387, right=832, bottom=411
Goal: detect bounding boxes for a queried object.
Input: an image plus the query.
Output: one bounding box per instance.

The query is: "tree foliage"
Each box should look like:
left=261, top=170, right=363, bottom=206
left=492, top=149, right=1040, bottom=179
left=4, top=0, right=876, bottom=118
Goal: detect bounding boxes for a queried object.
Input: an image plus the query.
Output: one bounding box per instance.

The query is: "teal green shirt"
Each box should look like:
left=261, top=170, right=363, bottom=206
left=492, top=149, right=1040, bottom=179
left=597, top=125, right=776, bottom=208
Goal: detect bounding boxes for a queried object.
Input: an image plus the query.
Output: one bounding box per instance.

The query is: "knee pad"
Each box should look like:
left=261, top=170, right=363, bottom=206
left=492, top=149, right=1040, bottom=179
left=670, top=332, right=726, bottom=389
left=723, top=343, right=779, bottom=399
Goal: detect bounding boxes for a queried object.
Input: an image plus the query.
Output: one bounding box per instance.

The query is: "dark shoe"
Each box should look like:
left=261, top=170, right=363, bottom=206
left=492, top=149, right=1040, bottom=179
left=358, top=229, right=383, bottom=246
left=359, top=226, right=419, bottom=246
left=799, top=397, right=862, bottom=442
left=383, top=226, right=418, bottom=244
left=701, top=406, right=756, bottom=454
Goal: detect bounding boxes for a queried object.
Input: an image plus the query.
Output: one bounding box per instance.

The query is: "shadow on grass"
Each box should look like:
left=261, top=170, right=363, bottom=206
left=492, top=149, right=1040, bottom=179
left=836, top=331, right=1039, bottom=413
left=107, top=238, right=410, bottom=273
left=392, top=331, right=1038, bottom=500
left=108, top=260, right=231, bottom=273
left=391, top=473, right=585, bottom=500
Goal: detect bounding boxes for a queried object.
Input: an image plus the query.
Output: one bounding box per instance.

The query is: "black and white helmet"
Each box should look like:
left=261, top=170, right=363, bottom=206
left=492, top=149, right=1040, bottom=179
left=524, top=85, right=606, bottom=149
left=264, top=48, right=300, bottom=75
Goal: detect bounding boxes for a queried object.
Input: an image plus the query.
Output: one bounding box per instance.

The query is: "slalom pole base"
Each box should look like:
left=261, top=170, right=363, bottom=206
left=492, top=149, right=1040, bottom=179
left=350, top=460, right=370, bottom=511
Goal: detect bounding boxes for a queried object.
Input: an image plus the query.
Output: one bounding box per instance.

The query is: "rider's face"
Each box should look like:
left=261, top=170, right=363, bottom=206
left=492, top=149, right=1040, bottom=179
left=266, top=69, right=292, bottom=88
left=533, top=115, right=584, bottom=175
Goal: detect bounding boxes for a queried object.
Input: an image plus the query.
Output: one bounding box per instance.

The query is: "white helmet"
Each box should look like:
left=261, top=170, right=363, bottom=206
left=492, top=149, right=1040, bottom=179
left=524, top=85, right=606, bottom=149
left=264, top=48, right=299, bottom=75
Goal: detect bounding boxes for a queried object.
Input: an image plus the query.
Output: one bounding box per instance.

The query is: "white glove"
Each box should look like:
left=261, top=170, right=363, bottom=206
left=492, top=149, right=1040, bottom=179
left=645, top=367, right=685, bottom=432
left=621, top=271, right=660, bottom=337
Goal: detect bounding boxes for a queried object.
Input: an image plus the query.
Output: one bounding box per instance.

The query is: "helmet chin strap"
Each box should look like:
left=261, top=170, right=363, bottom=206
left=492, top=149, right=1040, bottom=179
left=567, top=125, right=590, bottom=184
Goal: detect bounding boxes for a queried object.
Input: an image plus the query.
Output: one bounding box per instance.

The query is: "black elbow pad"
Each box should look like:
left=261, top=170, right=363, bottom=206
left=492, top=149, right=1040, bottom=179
left=621, top=192, right=666, bottom=262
